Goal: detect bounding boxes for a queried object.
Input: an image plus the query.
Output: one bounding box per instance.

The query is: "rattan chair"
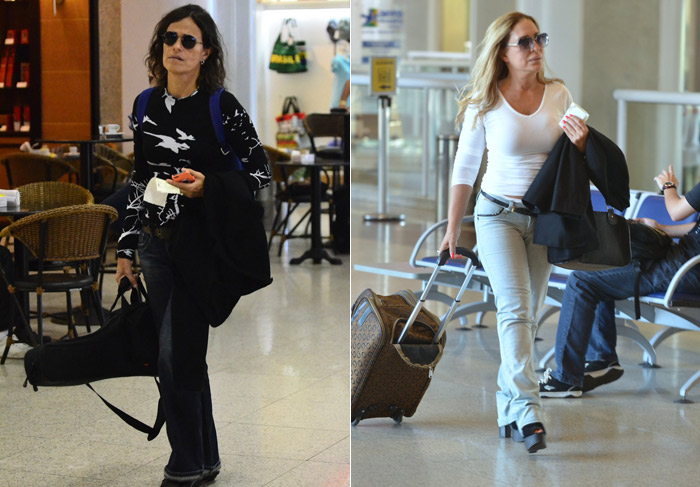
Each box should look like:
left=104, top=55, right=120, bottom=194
left=0, top=181, right=94, bottom=245
left=0, top=204, right=117, bottom=358
left=92, top=145, right=133, bottom=202
left=1, top=152, right=79, bottom=188
left=17, top=181, right=94, bottom=206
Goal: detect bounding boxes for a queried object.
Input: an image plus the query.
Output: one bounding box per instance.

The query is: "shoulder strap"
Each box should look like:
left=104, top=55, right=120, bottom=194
left=209, top=88, right=243, bottom=171
left=209, top=88, right=227, bottom=148
left=136, top=87, right=156, bottom=131
left=86, top=379, right=165, bottom=441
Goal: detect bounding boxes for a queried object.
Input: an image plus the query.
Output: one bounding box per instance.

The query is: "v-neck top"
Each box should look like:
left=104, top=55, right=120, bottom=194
left=452, top=82, right=572, bottom=197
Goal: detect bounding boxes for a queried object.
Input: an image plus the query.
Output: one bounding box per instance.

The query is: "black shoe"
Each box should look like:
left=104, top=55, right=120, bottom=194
left=539, top=368, right=582, bottom=398
left=499, top=421, right=525, bottom=443
left=160, top=478, right=203, bottom=487
left=521, top=422, right=547, bottom=453
left=201, top=468, right=219, bottom=485
left=500, top=421, right=545, bottom=452
left=583, top=360, right=624, bottom=392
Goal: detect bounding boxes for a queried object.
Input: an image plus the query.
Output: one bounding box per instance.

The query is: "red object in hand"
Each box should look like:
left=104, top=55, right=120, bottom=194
left=172, top=169, right=194, bottom=183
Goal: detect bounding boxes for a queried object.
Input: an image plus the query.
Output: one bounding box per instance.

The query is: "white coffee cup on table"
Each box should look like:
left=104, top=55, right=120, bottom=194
left=105, top=124, right=120, bottom=134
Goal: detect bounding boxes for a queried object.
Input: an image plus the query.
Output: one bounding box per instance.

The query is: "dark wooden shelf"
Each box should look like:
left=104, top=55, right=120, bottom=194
left=0, top=0, right=41, bottom=141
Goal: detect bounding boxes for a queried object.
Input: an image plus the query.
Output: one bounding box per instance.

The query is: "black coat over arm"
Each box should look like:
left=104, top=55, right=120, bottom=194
left=522, top=126, right=630, bottom=264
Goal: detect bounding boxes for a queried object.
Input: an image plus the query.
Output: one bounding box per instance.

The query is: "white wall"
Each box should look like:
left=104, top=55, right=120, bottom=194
left=255, top=7, right=350, bottom=145
left=517, top=0, right=583, bottom=102
left=214, top=0, right=257, bottom=120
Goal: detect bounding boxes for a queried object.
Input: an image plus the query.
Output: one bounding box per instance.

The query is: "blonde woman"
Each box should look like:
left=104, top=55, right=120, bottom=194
left=439, top=12, right=588, bottom=453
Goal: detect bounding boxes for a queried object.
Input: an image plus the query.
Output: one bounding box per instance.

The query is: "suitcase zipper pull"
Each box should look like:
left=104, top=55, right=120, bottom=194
left=429, top=367, right=434, bottom=379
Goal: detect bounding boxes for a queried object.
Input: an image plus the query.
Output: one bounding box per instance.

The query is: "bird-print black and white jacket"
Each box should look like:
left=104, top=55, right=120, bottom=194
left=117, top=87, right=271, bottom=260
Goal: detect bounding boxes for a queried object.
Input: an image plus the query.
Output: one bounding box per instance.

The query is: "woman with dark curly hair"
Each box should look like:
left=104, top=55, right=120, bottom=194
left=116, top=5, right=271, bottom=486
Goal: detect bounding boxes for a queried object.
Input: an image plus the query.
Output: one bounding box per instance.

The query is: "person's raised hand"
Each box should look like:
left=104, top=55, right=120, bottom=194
left=653, top=165, right=678, bottom=191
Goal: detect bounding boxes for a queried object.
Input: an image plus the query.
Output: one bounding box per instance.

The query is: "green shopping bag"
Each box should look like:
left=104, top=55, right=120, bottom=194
left=269, top=19, right=308, bottom=74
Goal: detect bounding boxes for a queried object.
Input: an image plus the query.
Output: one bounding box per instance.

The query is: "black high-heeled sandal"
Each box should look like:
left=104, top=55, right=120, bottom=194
left=499, top=422, right=524, bottom=442
left=498, top=421, right=525, bottom=443
left=520, top=423, right=547, bottom=453
left=498, top=423, right=511, bottom=438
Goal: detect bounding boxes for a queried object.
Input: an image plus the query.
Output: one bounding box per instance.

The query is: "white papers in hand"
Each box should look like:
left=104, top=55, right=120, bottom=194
left=144, top=177, right=180, bottom=207
left=559, top=102, right=590, bottom=129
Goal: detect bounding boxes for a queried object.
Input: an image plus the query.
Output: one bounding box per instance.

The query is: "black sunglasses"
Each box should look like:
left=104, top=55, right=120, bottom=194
left=162, top=31, right=203, bottom=49
left=506, top=33, right=549, bottom=51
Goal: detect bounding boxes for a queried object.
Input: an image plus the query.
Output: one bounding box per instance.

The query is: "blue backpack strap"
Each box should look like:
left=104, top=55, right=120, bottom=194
left=136, top=87, right=156, bottom=131
left=209, top=88, right=243, bottom=171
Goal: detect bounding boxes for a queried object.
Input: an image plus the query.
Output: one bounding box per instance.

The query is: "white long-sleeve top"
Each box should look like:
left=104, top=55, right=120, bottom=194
left=451, top=82, right=573, bottom=197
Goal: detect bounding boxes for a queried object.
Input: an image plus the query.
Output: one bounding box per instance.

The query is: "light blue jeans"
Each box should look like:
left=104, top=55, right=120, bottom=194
left=474, top=193, right=552, bottom=430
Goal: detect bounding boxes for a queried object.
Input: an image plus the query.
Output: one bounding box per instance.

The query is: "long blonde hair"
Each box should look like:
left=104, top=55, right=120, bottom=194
left=456, top=11, right=562, bottom=128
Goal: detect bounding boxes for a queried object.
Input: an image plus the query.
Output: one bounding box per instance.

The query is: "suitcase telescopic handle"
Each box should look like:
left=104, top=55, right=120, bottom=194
left=396, top=247, right=479, bottom=344
left=439, top=247, right=479, bottom=268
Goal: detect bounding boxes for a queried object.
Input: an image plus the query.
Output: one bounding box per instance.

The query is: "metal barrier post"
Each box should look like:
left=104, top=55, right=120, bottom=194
left=436, top=133, right=458, bottom=221
left=364, top=95, right=405, bottom=222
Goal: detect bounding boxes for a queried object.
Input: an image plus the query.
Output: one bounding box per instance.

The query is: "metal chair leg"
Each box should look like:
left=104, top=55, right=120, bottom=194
left=36, top=293, right=44, bottom=345
left=90, top=287, right=106, bottom=327
left=65, top=291, right=79, bottom=339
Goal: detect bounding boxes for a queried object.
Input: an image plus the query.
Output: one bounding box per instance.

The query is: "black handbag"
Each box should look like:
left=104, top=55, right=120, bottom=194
left=557, top=209, right=631, bottom=271
left=24, top=277, right=165, bottom=439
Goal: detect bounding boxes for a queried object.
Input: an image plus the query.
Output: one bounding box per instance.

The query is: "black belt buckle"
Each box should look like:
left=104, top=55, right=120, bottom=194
left=145, top=225, right=173, bottom=240
left=482, top=191, right=535, bottom=217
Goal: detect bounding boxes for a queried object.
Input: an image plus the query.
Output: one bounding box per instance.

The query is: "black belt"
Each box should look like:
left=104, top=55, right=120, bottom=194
left=143, top=225, right=174, bottom=240
left=481, top=191, right=536, bottom=217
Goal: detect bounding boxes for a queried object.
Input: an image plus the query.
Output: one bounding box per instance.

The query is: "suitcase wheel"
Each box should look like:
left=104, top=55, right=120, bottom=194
left=351, top=408, right=368, bottom=427
left=389, top=405, right=404, bottom=424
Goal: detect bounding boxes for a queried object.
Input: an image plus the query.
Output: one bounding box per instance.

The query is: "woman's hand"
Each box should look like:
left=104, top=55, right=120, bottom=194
left=562, top=114, right=589, bottom=153
left=653, top=165, right=679, bottom=191
left=438, top=184, right=472, bottom=259
left=634, top=217, right=660, bottom=229
left=167, top=169, right=205, bottom=198
left=116, top=257, right=137, bottom=288
left=439, top=227, right=461, bottom=260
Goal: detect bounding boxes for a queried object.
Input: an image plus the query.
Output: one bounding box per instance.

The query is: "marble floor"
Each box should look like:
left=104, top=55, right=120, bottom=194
left=0, top=230, right=350, bottom=487
left=351, top=186, right=700, bottom=487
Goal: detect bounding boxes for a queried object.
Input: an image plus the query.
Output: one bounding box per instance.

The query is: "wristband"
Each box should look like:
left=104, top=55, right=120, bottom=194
left=661, top=181, right=677, bottom=193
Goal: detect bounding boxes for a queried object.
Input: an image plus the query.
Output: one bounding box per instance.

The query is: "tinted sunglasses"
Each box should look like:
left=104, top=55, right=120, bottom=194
left=162, top=31, right=203, bottom=49
left=506, top=33, right=549, bottom=51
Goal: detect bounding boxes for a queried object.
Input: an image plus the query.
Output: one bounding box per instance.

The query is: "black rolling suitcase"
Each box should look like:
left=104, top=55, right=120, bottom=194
left=351, top=247, right=479, bottom=425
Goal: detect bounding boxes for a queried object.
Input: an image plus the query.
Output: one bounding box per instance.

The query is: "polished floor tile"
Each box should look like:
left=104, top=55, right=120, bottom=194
left=351, top=187, right=700, bottom=487
left=0, top=231, right=350, bottom=486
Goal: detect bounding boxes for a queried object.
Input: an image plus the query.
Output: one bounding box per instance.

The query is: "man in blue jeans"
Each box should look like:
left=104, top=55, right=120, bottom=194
left=539, top=165, right=700, bottom=397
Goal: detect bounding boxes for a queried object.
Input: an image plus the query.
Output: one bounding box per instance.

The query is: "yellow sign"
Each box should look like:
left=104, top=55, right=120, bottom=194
left=370, top=57, right=397, bottom=96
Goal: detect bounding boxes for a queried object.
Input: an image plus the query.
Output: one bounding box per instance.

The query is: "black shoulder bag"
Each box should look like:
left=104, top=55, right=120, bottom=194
left=24, top=277, right=165, bottom=440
